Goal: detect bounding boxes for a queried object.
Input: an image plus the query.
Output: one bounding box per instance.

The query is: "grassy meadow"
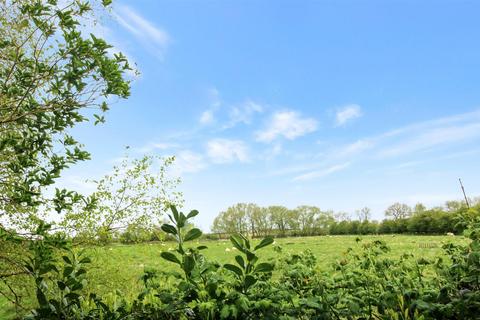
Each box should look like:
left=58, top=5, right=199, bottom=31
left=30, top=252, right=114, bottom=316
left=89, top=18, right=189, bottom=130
left=84, top=234, right=467, bottom=301
left=0, top=234, right=469, bottom=319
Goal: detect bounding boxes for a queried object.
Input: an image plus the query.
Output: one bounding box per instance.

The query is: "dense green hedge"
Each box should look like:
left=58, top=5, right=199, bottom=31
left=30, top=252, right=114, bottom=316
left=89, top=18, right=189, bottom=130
left=8, top=206, right=480, bottom=320
left=330, top=207, right=472, bottom=235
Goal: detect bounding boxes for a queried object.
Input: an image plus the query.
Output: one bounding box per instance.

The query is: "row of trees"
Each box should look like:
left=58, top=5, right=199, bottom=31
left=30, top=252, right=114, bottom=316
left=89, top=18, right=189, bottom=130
left=211, top=200, right=478, bottom=237
left=212, top=204, right=335, bottom=237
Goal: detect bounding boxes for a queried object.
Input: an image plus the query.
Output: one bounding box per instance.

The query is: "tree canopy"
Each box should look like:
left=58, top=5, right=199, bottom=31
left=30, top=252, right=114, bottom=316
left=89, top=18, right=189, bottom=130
left=0, top=0, right=131, bottom=230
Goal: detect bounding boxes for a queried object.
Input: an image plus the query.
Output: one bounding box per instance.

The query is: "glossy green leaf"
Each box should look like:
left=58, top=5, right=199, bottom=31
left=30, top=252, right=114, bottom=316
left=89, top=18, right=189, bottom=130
left=235, top=255, right=245, bottom=269
left=184, top=228, right=202, bottom=242
left=230, top=234, right=245, bottom=252
left=244, top=275, right=257, bottom=290
left=187, top=210, right=199, bottom=219
left=160, top=252, right=181, bottom=265
left=161, top=224, right=177, bottom=235
left=183, top=255, right=195, bottom=274
left=254, top=262, right=274, bottom=273
left=254, top=236, right=274, bottom=251
left=224, top=263, right=243, bottom=277
left=170, top=205, right=179, bottom=222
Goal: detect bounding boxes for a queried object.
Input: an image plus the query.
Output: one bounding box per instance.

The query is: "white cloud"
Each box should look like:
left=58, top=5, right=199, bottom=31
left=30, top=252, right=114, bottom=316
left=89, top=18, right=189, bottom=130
left=172, top=150, right=206, bottom=174
left=206, top=139, right=249, bottom=163
left=199, top=110, right=214, bottom=125
left=292, top=163, right=350, bottom=182
left=335, top=104, right=362, bottom=127
left=199, top=87, right=222, bottom=125
left=335, top=139, right=375, bottom=157
left=114, top=5, right=170, bottom=58
left=259, top=143, right=284, bottom=162
left=256, top=111, right=318, bottom=142
left=379, top=122, right=480, bottom=157
left=136, top=142, right=177, bottom=153
left=329, top=109, right=480, bottom=160
left=224, top=100, right=264, bottom=129
left=198, top=87, right=263, bottom=128
left=208, top=87, right=221, bottom=108
left=270, top=109, right=480, bottom=181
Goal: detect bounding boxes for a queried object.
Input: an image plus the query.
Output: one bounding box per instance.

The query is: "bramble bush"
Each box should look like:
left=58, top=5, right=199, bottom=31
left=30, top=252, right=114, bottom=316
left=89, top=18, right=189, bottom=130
left=8, top=205, right=478, bottom=319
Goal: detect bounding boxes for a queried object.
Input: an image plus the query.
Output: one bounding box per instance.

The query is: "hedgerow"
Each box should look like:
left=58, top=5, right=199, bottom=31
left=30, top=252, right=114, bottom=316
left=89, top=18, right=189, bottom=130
left=9, top=205, right=479, bottom=319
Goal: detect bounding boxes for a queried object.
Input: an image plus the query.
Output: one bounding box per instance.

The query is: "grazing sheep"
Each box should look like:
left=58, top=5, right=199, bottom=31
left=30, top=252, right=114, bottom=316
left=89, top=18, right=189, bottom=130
left=447, top=232, right=455, bottom=236
left=225, top=248, right=231, bottom=252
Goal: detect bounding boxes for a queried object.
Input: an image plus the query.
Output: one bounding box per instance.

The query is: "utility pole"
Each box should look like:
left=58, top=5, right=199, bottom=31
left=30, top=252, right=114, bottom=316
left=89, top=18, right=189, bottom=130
left=459, top=178, right=470, bottom=209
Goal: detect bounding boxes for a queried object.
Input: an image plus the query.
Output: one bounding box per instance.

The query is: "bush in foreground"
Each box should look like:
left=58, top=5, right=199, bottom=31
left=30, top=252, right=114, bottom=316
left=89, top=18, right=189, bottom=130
left=6, top=206, right=477, bottom=319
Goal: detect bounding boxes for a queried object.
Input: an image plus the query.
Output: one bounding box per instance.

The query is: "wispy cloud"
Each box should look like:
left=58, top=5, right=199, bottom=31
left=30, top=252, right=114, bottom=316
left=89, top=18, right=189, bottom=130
left=114, top=5, right=170, bottom=59
left=256, top=111, right=318, bottom=142
left=329, top=109, right=480, bottom=160
left=223, top=100, right=264, bottom=129
left=136, top=142, right=177, bottom=153
left=172, top=150, right=207, bottom=174
left=335, top=104, right=362, bottom=127
left=275, top=108, right=480, bottom=181
left=198, top=87, right=264, bottom=130
left=206, top=139, right=249, bottom=163
left=379, top=122, right=480, bottom=157
left=199, top=110, right=215, bottom=125
left=199, top=87, right=221, bottom=125
left=292, top=163, right=351, bottom=182
left=262, top=143, right=283, bottom=160
left=335, top=139, right=375, bottom=157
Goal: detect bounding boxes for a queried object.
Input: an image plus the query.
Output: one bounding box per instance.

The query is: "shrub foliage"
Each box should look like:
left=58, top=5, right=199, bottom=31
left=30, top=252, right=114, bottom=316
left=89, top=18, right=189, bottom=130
left=7, top=205, right=479, bottom=319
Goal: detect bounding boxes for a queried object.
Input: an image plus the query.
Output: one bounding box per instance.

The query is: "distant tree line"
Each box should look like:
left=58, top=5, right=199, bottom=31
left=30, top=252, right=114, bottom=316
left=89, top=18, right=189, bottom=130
left=210, top=199, right=480, bottom=238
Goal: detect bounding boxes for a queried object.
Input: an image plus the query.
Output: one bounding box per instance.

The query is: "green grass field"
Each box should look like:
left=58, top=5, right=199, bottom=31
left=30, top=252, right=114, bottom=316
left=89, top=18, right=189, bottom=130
left=82, top=234, right=467, bottom=301
left=0, top=234, right=469, bottom=319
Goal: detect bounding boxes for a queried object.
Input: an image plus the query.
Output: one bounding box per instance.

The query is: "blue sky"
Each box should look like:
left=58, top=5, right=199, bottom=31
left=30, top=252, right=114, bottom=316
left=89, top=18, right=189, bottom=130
left=61, top=0, right=480, bottom=230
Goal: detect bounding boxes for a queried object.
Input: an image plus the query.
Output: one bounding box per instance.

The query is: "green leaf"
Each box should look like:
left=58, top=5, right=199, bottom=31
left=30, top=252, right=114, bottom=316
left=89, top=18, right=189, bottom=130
left=57, top=281, right=66, bottom=291
left=79, top=257, right=91, bottom=264
left=63, top=266, right=74, bottom=278
left=170, top=205, right=179, bottom=222
left=230, top=234, right=245, bottom=252
left=244, top=275, right=257, bottom=289
left=254, top=236, right=274, bottom=251
left=224, top=263, right=243, bottom=277
left=187, top=210, right=199, bottom=219
left=160, top=252, right=181, bottom=265
left=65, top=292, right=80, bottom=300
left=235, top=255, right=245, bottom=269
left=161, top=224, right=177, bottom=235
left=254, top=262, right=274, bottom=273
left=197, top=245, right=208, bottom=250
left=184, top=228, right=202, bottom=242
left=240, top=233, right=251, bottom=249
left=62, top=255, right=72, bottom=264
left=183, top=255, right=195, bottom=274
left=177, top=212, right=187, bottom=228
left=246, top=250, right=257, bottom=262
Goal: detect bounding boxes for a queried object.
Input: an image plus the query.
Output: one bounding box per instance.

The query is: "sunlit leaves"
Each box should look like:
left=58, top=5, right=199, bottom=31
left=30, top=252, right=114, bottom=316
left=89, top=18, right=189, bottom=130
left=0, top=0, right=132, bottom=229
left=254, top=236, right=274, bottom=251
left=161, top=224, right=177, bottom=236
left=160, top=252, right=181, bottom=265
left=184, top=228, right=202, bottom=242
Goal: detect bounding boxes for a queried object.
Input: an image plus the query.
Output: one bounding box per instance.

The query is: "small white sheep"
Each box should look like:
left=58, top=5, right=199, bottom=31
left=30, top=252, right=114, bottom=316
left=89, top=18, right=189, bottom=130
left=447, top=232, right=455, bottom=236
